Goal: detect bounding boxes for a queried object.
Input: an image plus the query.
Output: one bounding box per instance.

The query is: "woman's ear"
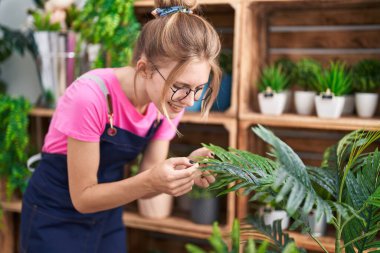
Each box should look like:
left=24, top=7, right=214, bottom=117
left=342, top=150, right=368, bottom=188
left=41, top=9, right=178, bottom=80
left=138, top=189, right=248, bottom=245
left=136, top=58, right=154, bottom=79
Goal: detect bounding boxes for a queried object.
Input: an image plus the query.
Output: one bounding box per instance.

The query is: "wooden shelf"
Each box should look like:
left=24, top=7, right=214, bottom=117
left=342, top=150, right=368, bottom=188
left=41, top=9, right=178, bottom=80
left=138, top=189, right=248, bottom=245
left=134, top=0, right=238, bottom=7
left=240, top=113, right=380, bottom=131
left=0, top=200, right=226, bottom=240
left=29, top=107, right=236, bottom=126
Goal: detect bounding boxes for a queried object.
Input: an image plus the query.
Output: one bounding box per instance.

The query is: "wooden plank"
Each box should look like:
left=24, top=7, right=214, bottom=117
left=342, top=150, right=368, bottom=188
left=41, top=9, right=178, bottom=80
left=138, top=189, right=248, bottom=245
left=240, top=113, right=380, bottom=131
left=270, top=30, right=380, bottom=49
left=269, top=7, right=380, bottom=26
left=269, top=53, right=380, bottom=66
left=123, top=211, right=230, bottom=239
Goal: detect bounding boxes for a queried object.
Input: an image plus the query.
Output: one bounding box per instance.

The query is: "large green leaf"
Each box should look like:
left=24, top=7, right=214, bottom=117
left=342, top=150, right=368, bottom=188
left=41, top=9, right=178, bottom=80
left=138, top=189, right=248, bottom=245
left=342, top=149, right=380, bottom=253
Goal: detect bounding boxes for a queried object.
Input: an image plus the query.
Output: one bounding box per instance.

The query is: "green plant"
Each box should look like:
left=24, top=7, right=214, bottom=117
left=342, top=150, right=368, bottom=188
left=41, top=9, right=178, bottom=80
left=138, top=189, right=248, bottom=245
left=28, top=10, right=61, bottom=31
left=0, top=95, right=32, bottom=198
left=315, top=61, right=352, bottom=96
left=0, top=25, right=38, bottom=94
left=219, top=50, right=233, bottom=75
left=352, top=59, right=380, bottom=93
left=73, top=0, right=141, bottom=68
left=199, top=125, right=380, bottom=253
left=258, top=65, right=290, bottom=93
left=274, top=58, right=297, bottom=85
left=294, top=58, right=322, bottom=91
left=188, top=185, right=218, bottom=199
left=186, top=219, right=302, bottom=253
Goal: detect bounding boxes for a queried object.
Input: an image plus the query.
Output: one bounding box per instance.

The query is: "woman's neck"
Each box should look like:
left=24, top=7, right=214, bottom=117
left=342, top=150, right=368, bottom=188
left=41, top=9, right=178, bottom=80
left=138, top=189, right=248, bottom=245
left=115, top=66, right=150, bottom=114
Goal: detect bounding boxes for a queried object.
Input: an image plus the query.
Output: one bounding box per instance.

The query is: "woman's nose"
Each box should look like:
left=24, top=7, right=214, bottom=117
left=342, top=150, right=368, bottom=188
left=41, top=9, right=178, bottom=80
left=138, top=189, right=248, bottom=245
left=182, top=92, right=196, bottom=107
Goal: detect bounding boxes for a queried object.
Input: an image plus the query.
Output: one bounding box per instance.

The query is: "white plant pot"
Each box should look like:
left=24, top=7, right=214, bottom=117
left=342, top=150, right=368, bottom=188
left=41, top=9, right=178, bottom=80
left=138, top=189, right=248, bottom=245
left=138, top=193, right=173, bottom=219
left=315, top=95, right=345, bottom=119
left=342, top=95, right=355, bottom=115
left=294, top=91, right=316, bottom=115
left=308, top=211, right=327, bottom=237
left=355, top=93, right=379, bottom=118
left=258, top=91, right=287, bottom=116
left=262, top=209, right=290, bottom=230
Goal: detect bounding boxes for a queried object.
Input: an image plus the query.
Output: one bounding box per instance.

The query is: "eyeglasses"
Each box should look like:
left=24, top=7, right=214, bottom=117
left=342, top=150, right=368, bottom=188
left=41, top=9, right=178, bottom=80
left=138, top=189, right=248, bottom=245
left=151, top=63, right=212, bottom=103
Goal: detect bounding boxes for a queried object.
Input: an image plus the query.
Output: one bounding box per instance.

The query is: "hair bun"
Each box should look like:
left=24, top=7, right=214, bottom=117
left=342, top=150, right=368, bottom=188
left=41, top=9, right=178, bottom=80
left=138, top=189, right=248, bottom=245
left=154, top=0, right=198, bottom=10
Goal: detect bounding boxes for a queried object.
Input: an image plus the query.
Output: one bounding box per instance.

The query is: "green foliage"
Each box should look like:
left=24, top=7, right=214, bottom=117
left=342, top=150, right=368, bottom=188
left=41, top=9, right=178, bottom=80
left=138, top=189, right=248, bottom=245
left=200, top=126, right=380, bottom=253
left=186, top=219, right=302, bottom=253
left=294, top=58, right=322, bottom=91
left=188, top=185, right=218, bottom=199
left=0, top=25, right=38, bottom=93
left=258, top=65, right=290, bottom=93
left=0, top=95, right=32, bottom=198
left=274, top=58, right=297, bottom=85
left=352, top=59, right=380, bottom=93
left=219, top=50, right=233, bottom=75
left=29, top=10, right=61, bottom=31
left=314, top=61, right=352, bottom=96
left=73, top=0, right=141, bottom=67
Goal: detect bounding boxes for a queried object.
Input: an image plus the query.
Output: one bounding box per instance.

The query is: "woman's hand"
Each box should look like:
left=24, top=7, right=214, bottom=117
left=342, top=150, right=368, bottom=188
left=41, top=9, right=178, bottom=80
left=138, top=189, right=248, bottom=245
left=147, top=157, right=198, bottom=197
left=188, top=147, right=216, bottom=188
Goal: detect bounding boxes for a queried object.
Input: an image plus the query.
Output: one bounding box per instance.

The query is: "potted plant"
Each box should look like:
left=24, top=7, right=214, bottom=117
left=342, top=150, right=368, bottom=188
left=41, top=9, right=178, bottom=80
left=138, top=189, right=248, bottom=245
left=293, top=58, right=322, bottom=115
left=186, top=219, right=302, bottom=253
left=257, top=65, right=290, bottom=116
left=188, top=185, right=219, bottom=225
left=0, top=95, right=32, bottom=200
left=201, top=125, right=380, bottom=253
left=352, top=59, right=380, bottom=118
left=28, top=0, right=81, bottom=108
left=274, top=58, right=296, bottom=113
left=314, top=61, right=352, bottom=119
left=130, top=155, right=173, bottom=219
left=73, top=0, right=140, bottom=68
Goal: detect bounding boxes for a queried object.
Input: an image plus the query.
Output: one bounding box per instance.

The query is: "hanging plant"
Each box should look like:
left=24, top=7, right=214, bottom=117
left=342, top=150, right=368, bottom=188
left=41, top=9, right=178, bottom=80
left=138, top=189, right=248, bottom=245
left=0, top=95, right=32, bottom=199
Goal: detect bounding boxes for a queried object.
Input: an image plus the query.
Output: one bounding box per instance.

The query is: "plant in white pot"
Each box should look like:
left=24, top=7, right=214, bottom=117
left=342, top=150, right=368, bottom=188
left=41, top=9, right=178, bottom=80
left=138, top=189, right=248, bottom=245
left=257, top=65, right=290, bottom=116
left=314, top=61, right=352, bottom=119
left=293, top=58, right=322, bottom=115
left=352, top=59, right=380, bottom=118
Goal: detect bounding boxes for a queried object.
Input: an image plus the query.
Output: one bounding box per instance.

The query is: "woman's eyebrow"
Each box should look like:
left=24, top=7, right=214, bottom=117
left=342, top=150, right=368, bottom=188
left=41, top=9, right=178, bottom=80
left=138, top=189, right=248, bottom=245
left=175, top=82, right=208, bottom=88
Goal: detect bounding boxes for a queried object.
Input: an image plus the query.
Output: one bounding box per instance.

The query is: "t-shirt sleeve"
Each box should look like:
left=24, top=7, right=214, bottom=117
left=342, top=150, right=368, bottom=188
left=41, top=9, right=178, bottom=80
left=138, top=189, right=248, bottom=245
left=152, top=110, right=184, bottom=141
left=54, top=79, right=107, bottom=142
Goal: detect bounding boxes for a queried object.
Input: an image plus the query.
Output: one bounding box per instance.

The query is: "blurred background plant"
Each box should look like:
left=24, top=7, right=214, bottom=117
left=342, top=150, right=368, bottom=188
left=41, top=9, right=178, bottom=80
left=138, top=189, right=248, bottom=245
left=314, top=61, right=352, bottom=96
left=0, top=95, right=32, bottom=199
left=351, top=59, right=380, bottom=93
left=0, top=25, right=38, bottom=94
left=73, top=0, right=141, bottom=68
left=258, top=65, right=290, bottom=93
left=27, top=0, right=80, bottom=32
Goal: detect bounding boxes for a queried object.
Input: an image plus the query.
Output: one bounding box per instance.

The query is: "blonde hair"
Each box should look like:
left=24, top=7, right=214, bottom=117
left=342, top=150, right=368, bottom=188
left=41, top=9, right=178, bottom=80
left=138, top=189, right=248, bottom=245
left=132, top=0, right=222, bottom=118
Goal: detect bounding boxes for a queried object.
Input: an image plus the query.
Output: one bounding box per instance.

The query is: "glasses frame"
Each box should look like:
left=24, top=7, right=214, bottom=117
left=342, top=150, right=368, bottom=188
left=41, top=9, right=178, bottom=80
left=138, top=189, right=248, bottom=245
left=151, top=63, right=212, bottom=103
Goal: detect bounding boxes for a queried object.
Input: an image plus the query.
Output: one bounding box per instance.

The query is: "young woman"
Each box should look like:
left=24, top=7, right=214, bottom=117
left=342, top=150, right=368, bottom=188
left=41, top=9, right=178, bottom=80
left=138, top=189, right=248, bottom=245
left=20, top=0, right=222, bottom=252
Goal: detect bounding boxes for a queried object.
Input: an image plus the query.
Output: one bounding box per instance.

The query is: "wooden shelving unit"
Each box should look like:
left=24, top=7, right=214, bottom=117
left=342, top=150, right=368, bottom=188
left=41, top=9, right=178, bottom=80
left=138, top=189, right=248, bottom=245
left=0, top=199, right=232, bottom=239
left=235, top=0, right=380, bottom=252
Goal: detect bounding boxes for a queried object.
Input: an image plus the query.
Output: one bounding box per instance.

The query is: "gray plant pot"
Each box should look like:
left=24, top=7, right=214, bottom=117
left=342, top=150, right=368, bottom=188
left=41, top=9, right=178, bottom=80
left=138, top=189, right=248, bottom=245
left=190, top=198, right=219, bottom=225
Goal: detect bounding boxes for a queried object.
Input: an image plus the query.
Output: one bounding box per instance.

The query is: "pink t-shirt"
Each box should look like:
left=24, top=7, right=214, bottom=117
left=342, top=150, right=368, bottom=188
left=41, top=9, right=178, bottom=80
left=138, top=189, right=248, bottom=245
left=42, top=68, right=183, bottom=154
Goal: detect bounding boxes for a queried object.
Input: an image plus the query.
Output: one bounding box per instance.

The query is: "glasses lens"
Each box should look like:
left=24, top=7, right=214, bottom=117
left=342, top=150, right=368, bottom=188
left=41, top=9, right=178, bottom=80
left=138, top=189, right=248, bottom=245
left=171, top=86, right=212, bottom=102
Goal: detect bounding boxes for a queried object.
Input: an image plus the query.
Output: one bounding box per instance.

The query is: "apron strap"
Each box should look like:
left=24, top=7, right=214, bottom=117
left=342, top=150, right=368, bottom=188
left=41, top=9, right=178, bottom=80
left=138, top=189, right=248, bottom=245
left=77, top=74, right=112, bottom=113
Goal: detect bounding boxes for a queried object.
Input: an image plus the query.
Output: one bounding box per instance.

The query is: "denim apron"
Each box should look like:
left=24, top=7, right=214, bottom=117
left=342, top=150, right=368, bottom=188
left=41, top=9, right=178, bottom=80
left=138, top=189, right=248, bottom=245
left=20, top=74, right=162, bottom=253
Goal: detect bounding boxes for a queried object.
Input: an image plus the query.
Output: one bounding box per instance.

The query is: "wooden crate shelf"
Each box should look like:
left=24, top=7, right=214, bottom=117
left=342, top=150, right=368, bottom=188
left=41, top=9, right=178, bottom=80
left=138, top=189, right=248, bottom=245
left=240, top=113, right=380, bottom=131
left=0, top=198, right=232, bottom=240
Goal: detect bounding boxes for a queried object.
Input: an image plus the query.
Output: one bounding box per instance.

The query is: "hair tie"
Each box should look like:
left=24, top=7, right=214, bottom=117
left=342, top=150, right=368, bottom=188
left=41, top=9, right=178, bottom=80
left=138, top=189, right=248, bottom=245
left=151, top=6, right=193, bottom=18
